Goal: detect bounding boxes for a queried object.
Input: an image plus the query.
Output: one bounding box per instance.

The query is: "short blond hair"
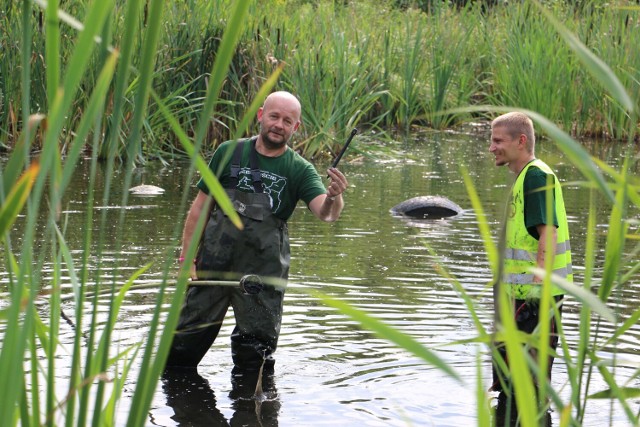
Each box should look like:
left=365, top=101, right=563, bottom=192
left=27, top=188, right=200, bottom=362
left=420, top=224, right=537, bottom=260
left=491, top=112, right=535, bottom=152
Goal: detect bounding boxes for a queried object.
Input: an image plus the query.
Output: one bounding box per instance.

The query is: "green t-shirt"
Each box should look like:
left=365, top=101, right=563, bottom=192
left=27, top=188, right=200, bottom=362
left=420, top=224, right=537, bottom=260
left=523, top=165, right=559, bottom=239
left=197, top=138, right=327, bottom=221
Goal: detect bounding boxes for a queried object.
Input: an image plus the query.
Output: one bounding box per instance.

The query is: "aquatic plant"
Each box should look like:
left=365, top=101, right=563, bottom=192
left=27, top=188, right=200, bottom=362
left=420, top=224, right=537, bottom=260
left=0, top=0, right=252, bottom=425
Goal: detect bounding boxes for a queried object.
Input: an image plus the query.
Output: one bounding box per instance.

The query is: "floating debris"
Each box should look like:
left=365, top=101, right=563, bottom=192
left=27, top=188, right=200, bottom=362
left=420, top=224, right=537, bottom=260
left=390, top=195, right=463, bottom=219
left=129, top=184, right=165, bottom=196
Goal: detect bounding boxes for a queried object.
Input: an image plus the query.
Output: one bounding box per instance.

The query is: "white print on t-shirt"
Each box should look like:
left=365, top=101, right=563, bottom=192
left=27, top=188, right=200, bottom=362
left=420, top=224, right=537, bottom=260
left=237, top=168, right=287, bottom=211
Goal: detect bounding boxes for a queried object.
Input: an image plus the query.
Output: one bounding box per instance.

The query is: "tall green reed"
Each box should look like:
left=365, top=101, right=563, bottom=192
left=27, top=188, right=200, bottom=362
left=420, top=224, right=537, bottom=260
left=0, top=0, right=258, bottom=425
left=272, top=1, right=386, bottom=157
left=423, top=7, right=481, bottom=129
left=487, top=2, right=581, bottom=133
left=573, top=2, right=640, bottom=139
left=386, top=12, right=429, bottom=131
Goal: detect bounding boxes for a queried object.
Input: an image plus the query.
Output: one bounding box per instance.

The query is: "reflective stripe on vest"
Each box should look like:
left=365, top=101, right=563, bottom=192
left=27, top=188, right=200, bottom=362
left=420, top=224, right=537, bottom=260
left=503, top=159, right=573, bottom=299
left=504, top=240, right=571, bottom=261
left=505, top=266, right=573, bottom=285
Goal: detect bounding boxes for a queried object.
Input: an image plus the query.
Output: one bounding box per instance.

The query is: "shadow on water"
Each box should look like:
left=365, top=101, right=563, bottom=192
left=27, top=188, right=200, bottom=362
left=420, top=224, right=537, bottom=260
left=157, top=369, right=280, bottom=427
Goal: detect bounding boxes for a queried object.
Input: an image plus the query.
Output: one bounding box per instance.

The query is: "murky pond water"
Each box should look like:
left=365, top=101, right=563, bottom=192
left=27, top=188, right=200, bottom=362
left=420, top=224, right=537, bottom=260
left=2, top=130, right=639, bottom=426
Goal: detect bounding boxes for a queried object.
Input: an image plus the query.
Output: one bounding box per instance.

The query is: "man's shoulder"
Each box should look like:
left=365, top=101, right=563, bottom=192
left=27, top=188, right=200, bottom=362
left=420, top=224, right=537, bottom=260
left=526, top=165, right=548, bottom=178
left=217, top=138, right=253, bottom=152
left=524, top=164, right=554, bottom=190
left=212, top=139, right=237, bottom=158
left=282, top=147, right=314, bottom=168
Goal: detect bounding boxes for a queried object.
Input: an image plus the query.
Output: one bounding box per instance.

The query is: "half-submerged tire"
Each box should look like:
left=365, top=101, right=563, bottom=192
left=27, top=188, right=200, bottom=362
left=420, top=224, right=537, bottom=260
left=390, top=195, right=463, bottom=219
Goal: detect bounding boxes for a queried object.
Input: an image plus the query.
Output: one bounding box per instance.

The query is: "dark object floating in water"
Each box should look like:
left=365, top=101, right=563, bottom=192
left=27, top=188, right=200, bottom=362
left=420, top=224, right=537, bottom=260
left=390, top=195, right=463, bottom=219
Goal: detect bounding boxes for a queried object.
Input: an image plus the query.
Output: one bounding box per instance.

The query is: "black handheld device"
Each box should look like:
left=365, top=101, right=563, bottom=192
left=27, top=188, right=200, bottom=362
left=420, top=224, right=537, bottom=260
left=331, top=128, right=358, bottom=169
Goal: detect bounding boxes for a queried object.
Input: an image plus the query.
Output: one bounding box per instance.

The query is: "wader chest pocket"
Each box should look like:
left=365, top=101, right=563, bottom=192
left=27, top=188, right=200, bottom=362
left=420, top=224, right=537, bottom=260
left=232, top=199, right=264, bottom=221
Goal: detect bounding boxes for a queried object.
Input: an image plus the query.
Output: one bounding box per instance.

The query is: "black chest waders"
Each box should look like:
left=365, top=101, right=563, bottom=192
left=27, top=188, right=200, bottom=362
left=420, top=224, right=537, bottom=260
left=166, top=139, right=290, bottom=371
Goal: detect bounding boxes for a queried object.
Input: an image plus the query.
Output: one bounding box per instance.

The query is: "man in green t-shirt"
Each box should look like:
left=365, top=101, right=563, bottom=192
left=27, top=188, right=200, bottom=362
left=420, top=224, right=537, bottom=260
left=488, top=112, right=572, bottom=405
left=166, top=91, right=347, bottom=374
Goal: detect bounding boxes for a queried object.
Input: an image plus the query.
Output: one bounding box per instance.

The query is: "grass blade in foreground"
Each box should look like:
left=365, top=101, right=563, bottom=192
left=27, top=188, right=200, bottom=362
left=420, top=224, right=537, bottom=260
left=124, top=0, right=165, bottom=163
left=476, top=351, right=491, bottom=427
left=0, top=163, right=39, bottom=237
left=312, top=291, right=461, bottom=382
left=126, top=3, right=255, bottom=425
left=496, top=290, right=538, bottom=427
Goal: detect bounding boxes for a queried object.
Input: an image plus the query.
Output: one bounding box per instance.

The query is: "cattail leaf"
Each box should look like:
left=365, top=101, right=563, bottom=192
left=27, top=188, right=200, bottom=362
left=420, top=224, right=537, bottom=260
left=534, top=1, right=634, bottom=114
left=0, top=163, right=40, bottom=238
left=531, top=268, right=616, bottom=323
left=589, top=387, right=640, bottom=399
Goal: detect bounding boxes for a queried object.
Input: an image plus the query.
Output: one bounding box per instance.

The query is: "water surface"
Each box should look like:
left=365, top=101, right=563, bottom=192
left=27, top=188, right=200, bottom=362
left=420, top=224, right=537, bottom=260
left=2, top=130, right=639, bottom=426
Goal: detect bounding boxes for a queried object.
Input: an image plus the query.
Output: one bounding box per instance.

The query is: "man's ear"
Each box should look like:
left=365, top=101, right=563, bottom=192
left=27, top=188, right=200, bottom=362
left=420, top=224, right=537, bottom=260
left=257, top=107, right=264, bottom=121
left=518, top=134, right=527, bottom=147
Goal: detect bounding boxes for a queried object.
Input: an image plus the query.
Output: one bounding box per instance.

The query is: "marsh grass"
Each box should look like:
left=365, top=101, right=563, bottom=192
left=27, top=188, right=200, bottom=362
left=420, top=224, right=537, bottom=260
left=488, top=3, right=581, bottom=132
left=2, top=1, right=638, bottom=158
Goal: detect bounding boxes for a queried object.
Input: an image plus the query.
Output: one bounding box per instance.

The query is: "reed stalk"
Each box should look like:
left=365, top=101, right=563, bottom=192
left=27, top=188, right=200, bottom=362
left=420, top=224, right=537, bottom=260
left=0, top=0, right=252, bottom=425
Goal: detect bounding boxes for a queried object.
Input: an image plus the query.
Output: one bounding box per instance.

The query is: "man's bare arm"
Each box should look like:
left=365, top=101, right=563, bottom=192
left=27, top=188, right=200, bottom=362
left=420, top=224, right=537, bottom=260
left=308, top=168, right=347, bottom=222
left=180, top=190, right=213, bottom=279
left=534, top=223, right=557, bottom=283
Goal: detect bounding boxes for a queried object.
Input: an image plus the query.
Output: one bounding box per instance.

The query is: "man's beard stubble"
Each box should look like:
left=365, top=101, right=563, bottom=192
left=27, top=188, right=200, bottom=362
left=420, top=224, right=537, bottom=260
left=260, top=127, right=288, bottom=151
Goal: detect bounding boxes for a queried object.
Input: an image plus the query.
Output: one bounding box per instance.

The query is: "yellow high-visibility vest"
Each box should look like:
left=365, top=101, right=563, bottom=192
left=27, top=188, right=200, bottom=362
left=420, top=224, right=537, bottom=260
left=503, top=159, right=573, bottom=299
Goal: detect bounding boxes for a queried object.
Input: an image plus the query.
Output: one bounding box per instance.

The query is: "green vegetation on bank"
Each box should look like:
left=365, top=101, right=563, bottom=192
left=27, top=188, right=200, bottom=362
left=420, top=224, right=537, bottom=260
left=0, top=0, right=639, bottom=161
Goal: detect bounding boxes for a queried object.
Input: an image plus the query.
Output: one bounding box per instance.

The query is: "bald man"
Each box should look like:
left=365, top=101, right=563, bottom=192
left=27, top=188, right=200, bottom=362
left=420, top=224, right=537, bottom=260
left=166, top=91, right=347, bottom=374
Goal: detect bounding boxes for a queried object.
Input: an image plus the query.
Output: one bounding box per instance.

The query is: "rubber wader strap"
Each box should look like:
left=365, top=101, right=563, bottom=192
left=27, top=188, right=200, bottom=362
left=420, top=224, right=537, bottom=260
left=228, top=138, right=263, bottom=193
left=249, top=139, right=263, bottom=193
left=229, top=140, right=244, bottom=189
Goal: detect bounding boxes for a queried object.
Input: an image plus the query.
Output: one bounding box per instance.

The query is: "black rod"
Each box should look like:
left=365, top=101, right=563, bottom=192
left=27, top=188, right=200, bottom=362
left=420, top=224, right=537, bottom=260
left=331, top=128, right=358, bottom=169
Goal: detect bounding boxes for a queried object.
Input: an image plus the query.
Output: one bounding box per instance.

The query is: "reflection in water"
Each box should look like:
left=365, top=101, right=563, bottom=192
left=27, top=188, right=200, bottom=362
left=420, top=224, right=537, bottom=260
left=390, top=212, right=465, bottom=230
left=493, top=392, right=552, bottom=427
left=159, top=368, right=280, bottom=427
left=159, top=369, right=227, bottom=426
left=229, top=369, right=280, bottom=427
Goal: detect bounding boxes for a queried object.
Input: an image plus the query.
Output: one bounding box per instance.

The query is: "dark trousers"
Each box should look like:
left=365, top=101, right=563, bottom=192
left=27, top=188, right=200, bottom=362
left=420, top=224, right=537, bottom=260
left=165, top=284, right=285, bottom=371
left=491, top=295, right=563, bottom=393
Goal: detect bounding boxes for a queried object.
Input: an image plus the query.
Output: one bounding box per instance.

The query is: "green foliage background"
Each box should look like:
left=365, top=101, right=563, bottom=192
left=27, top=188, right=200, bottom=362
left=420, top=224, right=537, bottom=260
left=1, top=0, right=638, bottom=161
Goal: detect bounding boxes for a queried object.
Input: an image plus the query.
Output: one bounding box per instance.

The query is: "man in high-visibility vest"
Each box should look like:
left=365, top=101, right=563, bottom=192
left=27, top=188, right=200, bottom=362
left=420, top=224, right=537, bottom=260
left=488, top=112, right=573, bottom=400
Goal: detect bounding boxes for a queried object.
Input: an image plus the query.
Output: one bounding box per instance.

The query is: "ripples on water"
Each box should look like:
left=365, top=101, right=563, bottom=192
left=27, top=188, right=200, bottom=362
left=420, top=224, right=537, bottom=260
left=2, top=134, right=639, bottom=426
